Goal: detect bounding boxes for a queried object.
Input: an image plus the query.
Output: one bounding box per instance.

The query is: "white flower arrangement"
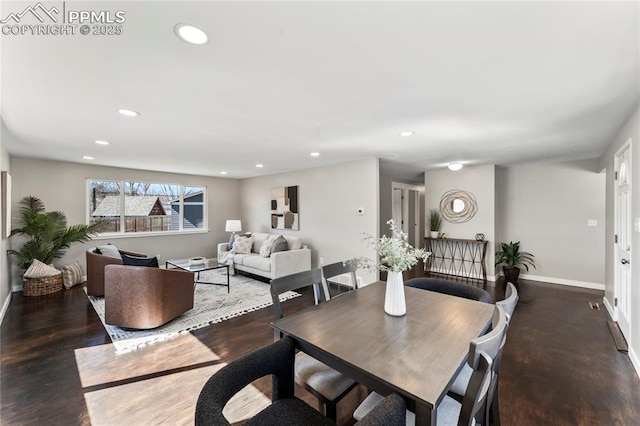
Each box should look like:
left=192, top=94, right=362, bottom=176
left=356, top=219, right=430, bottom=273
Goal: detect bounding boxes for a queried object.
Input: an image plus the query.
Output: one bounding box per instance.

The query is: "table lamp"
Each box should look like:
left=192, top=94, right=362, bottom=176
left=225, top=220, right=242, bottom=247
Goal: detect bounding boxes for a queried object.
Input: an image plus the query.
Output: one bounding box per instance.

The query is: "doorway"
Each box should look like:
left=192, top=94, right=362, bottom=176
left=614, top=141, right=632, bottom=340
left=391, top=182, right=422, bottom=248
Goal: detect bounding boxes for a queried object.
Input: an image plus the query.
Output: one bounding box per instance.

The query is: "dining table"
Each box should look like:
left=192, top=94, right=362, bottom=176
left=271, top=281, right=495, bottom=426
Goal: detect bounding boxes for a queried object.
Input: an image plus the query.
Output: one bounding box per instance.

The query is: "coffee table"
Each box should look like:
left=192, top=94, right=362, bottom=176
left=165, top=258, right=230, bottom=293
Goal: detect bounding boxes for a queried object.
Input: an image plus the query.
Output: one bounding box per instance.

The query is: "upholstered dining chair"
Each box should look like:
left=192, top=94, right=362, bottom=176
left=448, top=282, right=519, bottom=426
left=270, top=269, right=358, bottom=422
left=195, top=336, right=406, bottom=426
left=353, top=305, right=508, bottom=426
left=405, top=277, right=493, bottom=303
left=321, top=260, right=359, bottom=300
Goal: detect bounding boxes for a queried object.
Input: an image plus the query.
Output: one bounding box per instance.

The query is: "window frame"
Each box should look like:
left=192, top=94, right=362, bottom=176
left=86, top=178, right=208, bottom=238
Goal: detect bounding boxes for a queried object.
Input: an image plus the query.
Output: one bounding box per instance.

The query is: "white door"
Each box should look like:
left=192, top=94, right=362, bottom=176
left=614, top=143, right=632, bottom=339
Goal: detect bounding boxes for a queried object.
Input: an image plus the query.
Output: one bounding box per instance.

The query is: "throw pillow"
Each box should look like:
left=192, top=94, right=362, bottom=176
left=23, top=259, right=60, bottom=278
left=122, top=254, right=159, bottom=268
left=98, top=244, right=120, bottom=258
left=61, top=261, right=83, bottom=289
left=270, top=235, right=289, bottom=254
left=233, top=235, right=252, bottom=254
left=259, top=235, right=279, bottom=258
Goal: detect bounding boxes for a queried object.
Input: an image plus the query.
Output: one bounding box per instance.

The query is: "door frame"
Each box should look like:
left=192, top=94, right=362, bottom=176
left=391, top=182, right=423, bottom=248
left=613, top=139, right=632, bottom=340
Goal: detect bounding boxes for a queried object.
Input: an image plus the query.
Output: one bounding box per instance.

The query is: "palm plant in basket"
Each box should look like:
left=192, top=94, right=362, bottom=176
left=495, top=241, right=536, bottom=285
left=8, top=196, right=106, bottom=270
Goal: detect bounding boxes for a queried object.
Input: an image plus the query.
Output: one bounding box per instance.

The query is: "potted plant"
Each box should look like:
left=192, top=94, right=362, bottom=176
left=8, top=196, right=105, bottom=295
left=427, top=208, right=442, bottom=238
left=495, top=241, right=536, bottom=284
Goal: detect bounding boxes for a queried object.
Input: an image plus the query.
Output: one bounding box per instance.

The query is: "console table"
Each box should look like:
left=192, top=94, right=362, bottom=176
left=424, top=237, right=488, bottom=284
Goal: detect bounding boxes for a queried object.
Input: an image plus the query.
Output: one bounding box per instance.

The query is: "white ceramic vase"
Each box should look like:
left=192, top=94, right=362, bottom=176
left=430, top=231, right=439, bottom=239
left=384, top=271, right=406, bottom=316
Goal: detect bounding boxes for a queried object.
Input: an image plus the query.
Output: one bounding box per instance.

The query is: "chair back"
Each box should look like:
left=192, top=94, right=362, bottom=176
left=460, top=305, right=508, bottom=425
left=406, top=277, right=493, bottom=303
left=496, top=282, right=519, bottom=324
left=321, top=260, right=358, bottom=300
left=270, top=269, right=325, bottom=320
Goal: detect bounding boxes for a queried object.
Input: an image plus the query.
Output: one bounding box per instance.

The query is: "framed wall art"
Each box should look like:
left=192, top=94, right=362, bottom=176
left=271, top=185, right=299, bottom=230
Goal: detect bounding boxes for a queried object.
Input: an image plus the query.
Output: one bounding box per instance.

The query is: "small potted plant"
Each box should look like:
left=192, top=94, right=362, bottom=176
left=495, top=241, right=536, bottom=285
left=427, top=209, right=442, bottom=238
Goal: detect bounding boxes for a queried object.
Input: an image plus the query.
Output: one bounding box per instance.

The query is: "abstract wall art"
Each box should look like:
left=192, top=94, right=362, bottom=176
left=271, top=185, right=299, bottom=230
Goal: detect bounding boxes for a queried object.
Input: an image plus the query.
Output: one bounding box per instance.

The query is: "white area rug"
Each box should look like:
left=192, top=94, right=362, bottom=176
left=86, top=269, right=299, bottom=354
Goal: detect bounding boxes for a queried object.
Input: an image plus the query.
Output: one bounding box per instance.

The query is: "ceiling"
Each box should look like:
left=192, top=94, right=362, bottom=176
left=2, top=1, right=639, bottom=182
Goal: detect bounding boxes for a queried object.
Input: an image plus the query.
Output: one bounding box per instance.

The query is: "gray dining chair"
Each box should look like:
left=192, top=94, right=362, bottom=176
left=353, top=305, right=508, bottom=426
left=448, top=282, right=519, bottom=426
left=195, top=336, right=407, bottom=426
left=321, top=260, right=359, bottom=300
left=270, top=269, right=358, bottom=422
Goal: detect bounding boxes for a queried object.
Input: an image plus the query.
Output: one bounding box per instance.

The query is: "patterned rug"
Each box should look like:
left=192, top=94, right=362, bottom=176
left=86, top=269, right=300, bottom=354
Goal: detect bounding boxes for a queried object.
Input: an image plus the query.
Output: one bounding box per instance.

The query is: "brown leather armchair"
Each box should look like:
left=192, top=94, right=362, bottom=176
left=86, top=248, right=146, bottom=296
left=104, top=265, right=195, bottom=329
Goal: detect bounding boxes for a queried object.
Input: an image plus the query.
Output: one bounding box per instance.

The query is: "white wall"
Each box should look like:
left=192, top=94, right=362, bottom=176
left=599, top=103, right=640, bottom=373
left=497, top=160, right=606, bottom=288
left=239, top=158, right=379, bottom=285
left=9, top=157, right=240, bottom=290
left=0, top=120, right=10, bottom=322
left=425, top=165, right=497, bottom=278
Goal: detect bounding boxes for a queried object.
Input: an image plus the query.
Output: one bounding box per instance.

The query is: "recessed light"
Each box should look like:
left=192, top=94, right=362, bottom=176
left=82, top=156, right=94, bottom=160
left=256, top=164, right=264, bottom=168
left=400, top=131, right=414, bottom=137
left=174, top=23, right=208, bottom=45
left=95, top=140, right=110, bottom=145
left=448, top=163, right=463, bottom=171
left=118, top=109, right=140, bottom=117
left=220, top=171, right=228, bottom=175
left=310, top=152, right=320, bottom=157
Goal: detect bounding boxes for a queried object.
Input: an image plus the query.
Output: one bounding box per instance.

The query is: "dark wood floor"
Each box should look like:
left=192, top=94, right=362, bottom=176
left=2, top=274, right=640, bottom=425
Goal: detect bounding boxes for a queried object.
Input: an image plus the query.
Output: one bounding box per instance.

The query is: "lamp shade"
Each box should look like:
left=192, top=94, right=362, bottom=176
left=225, top=220, right=242, bottom=232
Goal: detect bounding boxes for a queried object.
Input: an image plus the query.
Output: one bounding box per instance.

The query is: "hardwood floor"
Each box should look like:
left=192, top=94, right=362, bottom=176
left=2, top=276, right=639, bottom=425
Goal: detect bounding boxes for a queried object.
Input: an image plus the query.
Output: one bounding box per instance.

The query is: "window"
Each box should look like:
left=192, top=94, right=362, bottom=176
left=88, top=179, right=206, bottom=235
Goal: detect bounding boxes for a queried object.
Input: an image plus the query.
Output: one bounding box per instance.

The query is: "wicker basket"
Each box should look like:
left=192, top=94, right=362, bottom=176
left=23, top=273, right=63, bottom=296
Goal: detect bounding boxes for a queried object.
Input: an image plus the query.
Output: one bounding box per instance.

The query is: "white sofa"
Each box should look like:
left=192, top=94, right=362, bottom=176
left=217, top=232, right=311, bottom=280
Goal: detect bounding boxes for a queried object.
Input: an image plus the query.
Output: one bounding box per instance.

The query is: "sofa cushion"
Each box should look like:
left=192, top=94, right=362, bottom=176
left=271, top=235, right=289, bottom=254
left=61, top=260, right=84, bottom=289
left=242, top=255, right=271, bottom=272
left=251, top=233, right=270, bottom=253
left=260, top=235, right=279, bottom=258
left=122, top=254, right=159, bottom=268
left=232, top=253, right=251, bottom=265
left=233, top=235, right=252, bottom=254
left=98, top=244, right=121, bottom=258
left=284, top=236, right=302, bottom=250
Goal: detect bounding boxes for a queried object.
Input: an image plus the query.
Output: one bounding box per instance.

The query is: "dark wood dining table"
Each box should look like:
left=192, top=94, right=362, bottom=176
left=271, top=281, right=495, bottom=426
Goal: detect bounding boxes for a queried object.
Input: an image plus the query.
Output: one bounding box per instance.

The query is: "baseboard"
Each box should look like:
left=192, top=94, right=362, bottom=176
left=629, top=347, right=640, bottom=378
left=0, top=292, right=12, bottom=326
left=518, top=273, right=605, bottom=291
left=12, top=284, right=22, bottom=292
left=603, top=296, right=616, bottom=320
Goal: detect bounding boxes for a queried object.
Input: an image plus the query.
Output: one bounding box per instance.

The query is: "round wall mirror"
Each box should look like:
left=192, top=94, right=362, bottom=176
left=439, top=190, right=478, bottom=223
left=452, top=199, right=465, bottom=213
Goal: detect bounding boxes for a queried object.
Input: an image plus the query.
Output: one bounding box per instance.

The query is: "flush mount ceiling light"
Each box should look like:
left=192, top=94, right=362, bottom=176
left=310, top=152, right=320, bottom=157
left=174, top=23, right=208, bottom=45
left=118, top=109, right=140, bottom=117
left=82, top=156, right=94, bottom=160
left=399, top=131, right=414, bottom=137
left=256, top=164, right=264, bottom=168
left=95, top=140, right=110, bottom=145
left=448, top=163, right=463, bottom=171
left=220, top=171, right=228, bottom=175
